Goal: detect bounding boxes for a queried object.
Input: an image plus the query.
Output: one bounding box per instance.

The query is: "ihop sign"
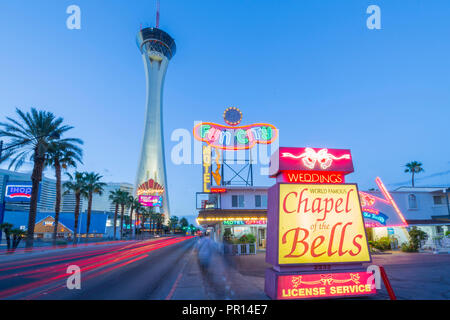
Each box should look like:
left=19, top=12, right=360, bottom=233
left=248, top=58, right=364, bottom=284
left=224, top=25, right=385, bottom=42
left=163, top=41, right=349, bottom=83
left=4, top=182, right=37, bottom=203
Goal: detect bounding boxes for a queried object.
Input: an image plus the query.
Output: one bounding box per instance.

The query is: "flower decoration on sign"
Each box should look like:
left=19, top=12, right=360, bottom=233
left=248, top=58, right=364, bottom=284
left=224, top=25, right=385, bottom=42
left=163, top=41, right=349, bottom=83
left=350, top=273, right=361, bottom=284
left=282, top=148, right=351, bottom=170
left=291, top=276, right=302, bottom=288
left=320, top=274, right=334, bottom=285
left=289, top=273, right=364, bottom=288
left=360, top=193, right=376, bottom=207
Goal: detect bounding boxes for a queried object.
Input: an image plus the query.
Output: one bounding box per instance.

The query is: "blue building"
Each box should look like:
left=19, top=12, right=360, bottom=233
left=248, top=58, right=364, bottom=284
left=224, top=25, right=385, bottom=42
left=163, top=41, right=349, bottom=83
left=3, top=210, right=108, bottom=239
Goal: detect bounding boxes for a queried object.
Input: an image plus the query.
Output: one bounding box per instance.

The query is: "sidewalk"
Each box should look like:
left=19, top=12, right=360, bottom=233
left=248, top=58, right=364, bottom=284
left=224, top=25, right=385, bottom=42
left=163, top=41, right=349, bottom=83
left=170, top=238, right=268, bottom=300
left=224, top=250, right=450, bottom=300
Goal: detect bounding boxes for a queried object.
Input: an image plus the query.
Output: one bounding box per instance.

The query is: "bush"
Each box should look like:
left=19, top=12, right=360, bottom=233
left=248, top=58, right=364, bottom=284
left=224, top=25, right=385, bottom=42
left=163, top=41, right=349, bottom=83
left=223, top=229, right=232, bottom=242
left=401, top=242, right=417, bottom=252
left=408, top=227, right=428, bottom=250
left=399, top=227, right=429, bottom=252
left=238, top=233, right=256, bottom=244
left=445, top=230, right=450, bottom=237
left=370, top=236, right=391, bottom=251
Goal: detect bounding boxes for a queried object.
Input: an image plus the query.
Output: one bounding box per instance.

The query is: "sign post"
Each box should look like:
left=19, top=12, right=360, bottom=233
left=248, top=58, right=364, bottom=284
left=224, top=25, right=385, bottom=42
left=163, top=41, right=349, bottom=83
left=265, top=147, right=377, bottom=300
left=0, top=175, right=9, bottom=244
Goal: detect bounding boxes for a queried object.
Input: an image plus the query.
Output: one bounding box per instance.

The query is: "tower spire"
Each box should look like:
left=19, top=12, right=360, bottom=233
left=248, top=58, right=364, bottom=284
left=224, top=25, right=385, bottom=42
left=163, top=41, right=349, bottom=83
left=156, top=0, right=160, bottom=28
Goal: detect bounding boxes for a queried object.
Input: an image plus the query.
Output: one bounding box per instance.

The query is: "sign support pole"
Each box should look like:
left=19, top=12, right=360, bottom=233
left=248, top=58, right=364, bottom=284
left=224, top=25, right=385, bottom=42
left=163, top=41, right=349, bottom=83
left=0, top=175, right=10, bottom=244
left=379, top=265, right=397, bottom=300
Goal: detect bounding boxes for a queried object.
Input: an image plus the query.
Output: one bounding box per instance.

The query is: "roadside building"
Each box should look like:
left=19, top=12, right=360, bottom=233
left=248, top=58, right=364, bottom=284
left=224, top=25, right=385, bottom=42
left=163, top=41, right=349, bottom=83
left=0, top=169, right=133, bottom=240
left=197, top=186, right=269, bottom=250
left=365, top=186, right=450, bottom=247
left=34, top=216, right=73, bottom=239
left=3, top=210, right=108, bottom=240
left=0, top=169, right=58, bottom=212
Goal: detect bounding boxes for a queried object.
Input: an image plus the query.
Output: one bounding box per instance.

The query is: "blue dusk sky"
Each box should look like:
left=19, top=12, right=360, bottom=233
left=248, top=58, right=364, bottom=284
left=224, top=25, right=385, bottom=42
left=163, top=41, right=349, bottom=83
left=0, top=1, right=449, bottom=218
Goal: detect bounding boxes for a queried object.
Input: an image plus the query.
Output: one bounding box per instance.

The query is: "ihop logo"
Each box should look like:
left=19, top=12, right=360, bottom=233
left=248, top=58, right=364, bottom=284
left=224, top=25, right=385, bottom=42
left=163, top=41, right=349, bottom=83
left=5, top=184, right=32, bottom=200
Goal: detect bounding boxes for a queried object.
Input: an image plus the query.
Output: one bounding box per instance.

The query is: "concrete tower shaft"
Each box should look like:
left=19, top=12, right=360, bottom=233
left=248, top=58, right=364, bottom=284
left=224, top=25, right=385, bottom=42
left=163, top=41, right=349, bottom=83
left=135, top=28, right=176, bottom=222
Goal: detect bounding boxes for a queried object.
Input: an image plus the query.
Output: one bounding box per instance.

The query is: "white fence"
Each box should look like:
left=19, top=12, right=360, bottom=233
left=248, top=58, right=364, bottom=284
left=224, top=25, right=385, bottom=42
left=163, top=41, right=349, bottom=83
left=224, top=243, right=257, bottom=255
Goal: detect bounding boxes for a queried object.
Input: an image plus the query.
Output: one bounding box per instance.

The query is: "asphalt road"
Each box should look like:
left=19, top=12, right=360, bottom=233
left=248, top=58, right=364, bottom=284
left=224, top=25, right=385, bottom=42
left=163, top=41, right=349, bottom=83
left=0, top=236, right=197, bottom=300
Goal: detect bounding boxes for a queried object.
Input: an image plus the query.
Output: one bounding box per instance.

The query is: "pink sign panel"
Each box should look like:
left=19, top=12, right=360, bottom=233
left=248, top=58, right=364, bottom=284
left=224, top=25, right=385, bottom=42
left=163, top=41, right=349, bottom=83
left=269, top=147, right=354, bottom=177
left=139, top=195, right=162, bottom=207
left=277, top=271, right=376, bottom=299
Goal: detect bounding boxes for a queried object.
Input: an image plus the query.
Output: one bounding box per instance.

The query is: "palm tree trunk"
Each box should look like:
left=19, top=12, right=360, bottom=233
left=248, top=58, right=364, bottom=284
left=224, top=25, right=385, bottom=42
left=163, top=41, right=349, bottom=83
left=120, top=204, right=124, bottom=240
left=52, top=158, right=61, bottom=246
left=26, top=154, right=45, bottom=249
left=412, top=171, right=415, bottom=188
left=86, top=191, right=93, bottom=238
left=129, top=208, right=134, bottom=239
left=134, top=209, right=138, bottom=237
left=73, top=192, right=81, bottom=245
left=113, top=204, right=118, bottom=240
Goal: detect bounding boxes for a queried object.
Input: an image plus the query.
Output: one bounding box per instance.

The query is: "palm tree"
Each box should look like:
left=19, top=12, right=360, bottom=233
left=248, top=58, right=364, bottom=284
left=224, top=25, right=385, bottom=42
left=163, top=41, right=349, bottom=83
left=63, top=171, right=87, bottom=244
left=45, top=141, right=83, bottom=245
left=0, top=108, right=74, bottom=248
left=180, top=217, right=189, bottom=229
left=148, top=207, right=158, bottom=235
left=405, top=161, right=424, bottom=187
left=169, top=216, right=179, bottom=233
left=83, top=172, right=106, bottom=238
left=128, top=197, right=143, bottom=238
left=141, top=207, right=151, bottom=234
left=118, top=190, right=130, bottom=239
left=109, top=189, right=123, bottom=240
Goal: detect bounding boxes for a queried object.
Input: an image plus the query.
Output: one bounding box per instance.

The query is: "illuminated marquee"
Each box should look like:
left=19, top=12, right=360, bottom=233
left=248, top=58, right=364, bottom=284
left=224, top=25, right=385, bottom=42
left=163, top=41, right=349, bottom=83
left=4, top=182, right=37, bottom=203
left=282, top=171, right=345, bottom=184
left=193, top=122, right=278, bottom=151
left=137, top=179, right=164, bottom=196
left=210, top=187, right=227, bottom=193
left=282, top=148, right=351, bottom=170
left=223, top=220, right=266, bottom=225
left=203, top=145, right=212, bottom=193
left=139, top=195, right=162, bottom=207
left=359, top=177, right=408, bottom=228
left=277, top=184, right=371, bottom=265
left=270, top=147, right=354, bottom=178
left=265, top=146, right=375, bottom=300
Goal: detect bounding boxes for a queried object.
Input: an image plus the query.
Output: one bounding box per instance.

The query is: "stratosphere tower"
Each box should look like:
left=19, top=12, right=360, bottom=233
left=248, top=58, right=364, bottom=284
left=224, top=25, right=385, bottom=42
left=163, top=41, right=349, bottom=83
left=135, top=25, right=176, bottom=222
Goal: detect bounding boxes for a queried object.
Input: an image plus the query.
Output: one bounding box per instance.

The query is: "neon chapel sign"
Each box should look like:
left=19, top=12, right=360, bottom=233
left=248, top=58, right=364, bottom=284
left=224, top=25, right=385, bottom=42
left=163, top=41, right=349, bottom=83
left=282, top=148, right=351, bottom=170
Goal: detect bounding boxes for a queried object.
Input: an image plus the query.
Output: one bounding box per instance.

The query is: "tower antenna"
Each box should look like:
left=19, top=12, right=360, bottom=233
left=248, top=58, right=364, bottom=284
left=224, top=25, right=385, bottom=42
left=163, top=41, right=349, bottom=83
left=156, top=0, right=160, bottom=28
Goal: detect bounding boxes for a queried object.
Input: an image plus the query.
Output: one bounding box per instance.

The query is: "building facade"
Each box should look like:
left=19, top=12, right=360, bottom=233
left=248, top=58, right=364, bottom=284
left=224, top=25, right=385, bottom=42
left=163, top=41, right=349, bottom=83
left=366, top=186, right=450, bottom=247
left=197, top=186, right=269, bottom=250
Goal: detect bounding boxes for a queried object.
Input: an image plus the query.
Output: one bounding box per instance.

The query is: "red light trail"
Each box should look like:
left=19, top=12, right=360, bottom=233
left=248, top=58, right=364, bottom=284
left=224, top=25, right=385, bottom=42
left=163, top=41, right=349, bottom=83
left=0, top=236, right=194, bottom=299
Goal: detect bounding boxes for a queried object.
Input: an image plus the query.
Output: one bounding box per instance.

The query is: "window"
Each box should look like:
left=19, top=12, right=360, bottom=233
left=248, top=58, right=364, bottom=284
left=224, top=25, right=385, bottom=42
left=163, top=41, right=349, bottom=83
left=255, top=195, right=268, bottom=208
left=408, top=194, right=417, bottom=209
left=232, top=195, right=244, bottom=208
left=261, top=195, right=268, bottom=208
left=433, top=196, right=443, bottom=205
left=255, top=195, right=261, bottom=207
